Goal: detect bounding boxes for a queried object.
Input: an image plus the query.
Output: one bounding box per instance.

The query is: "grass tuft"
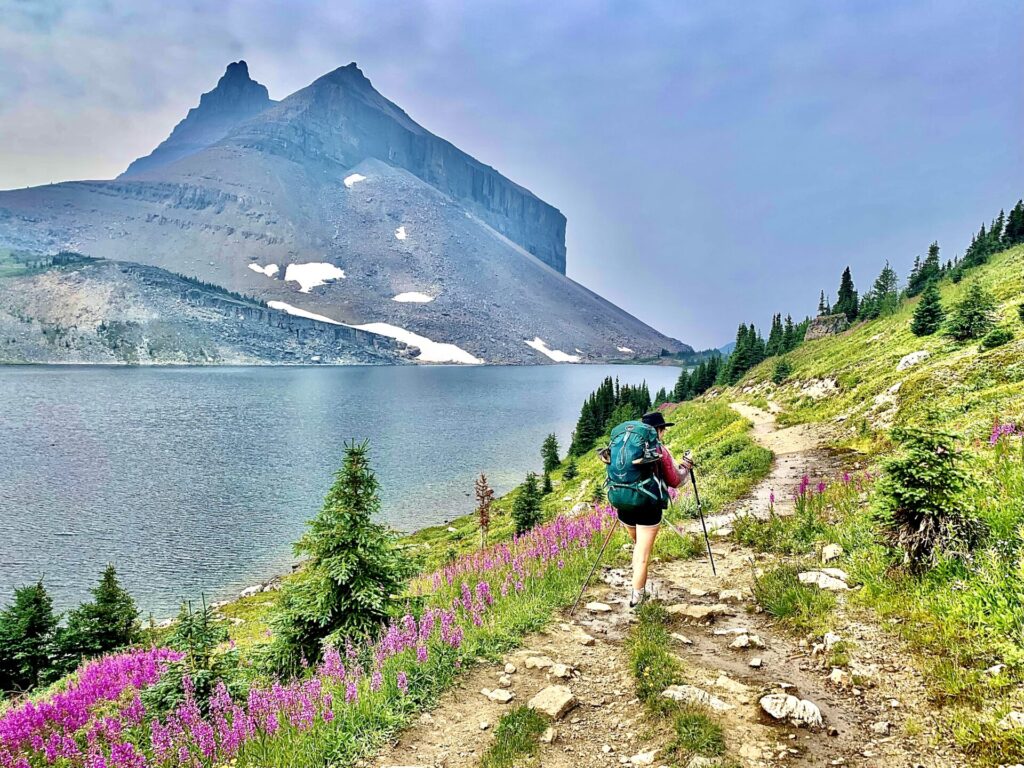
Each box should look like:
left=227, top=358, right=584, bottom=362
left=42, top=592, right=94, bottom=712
left=751, top=564, right=836, bottom=634
left=479, top=706, right=549, bottom=768
left=671, top=706, right=726, bottom=758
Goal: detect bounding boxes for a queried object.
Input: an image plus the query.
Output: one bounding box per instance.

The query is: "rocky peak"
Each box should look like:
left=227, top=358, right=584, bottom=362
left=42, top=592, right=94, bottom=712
left=195, top=60, right=272, bottom=115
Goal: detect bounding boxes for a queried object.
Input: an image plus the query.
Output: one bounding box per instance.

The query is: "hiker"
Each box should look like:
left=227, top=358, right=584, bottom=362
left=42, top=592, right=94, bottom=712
left=600, top=411, right=692, bottom=608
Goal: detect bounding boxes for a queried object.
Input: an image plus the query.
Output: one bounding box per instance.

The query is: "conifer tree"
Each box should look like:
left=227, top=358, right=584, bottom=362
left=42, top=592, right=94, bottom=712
left=946, top=281, right=997, bottom=341
left=541, top=433, right=561, bottom=474
left=860, top=261, right=900, bottom=320
left=542, top=473, right=553, bottom=495
left=271, top=441, right=413, bottom=667
left=834, top=267, right=859, bottom=321
left=563, top=458, right=578, bottom=480
left=1005, top=200, right=1024, bottom=246
left=765, top=314, right=783, bottom=356
left=512, top=472, right=543, bottom=534
left=0, top=581, right=57, bottom=692
left=52, top=565, right=140, bottom=675
left=910, top=282, right=944, bottom=336
left=817, top=290, right=828, bottom=316
left=907, top=243, right=941, bottom=297
left=782, top=314, right=797, bottom=352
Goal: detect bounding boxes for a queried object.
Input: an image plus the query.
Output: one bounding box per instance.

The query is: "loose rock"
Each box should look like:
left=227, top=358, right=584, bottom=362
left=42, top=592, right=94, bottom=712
left=540, top=726, right=557, bottom=744
left=629, top=749, right=657, bottom=765
left=671, top=632, right=693, bottom=645
left=528, top=685, right=577, bottom=719
left=870, top=721, right=891, bottom=735
left=667, top=603, right=733, bottom=621
left=524, top=655, right=555, bottom=670
left=585, top=601, right=612, bottom=613
left=798, top=570, right=850, bottom=591
left=662, top=685, right=733, bottom=713
left=821, top=544, right=843, bottom=563
left=998, top=711, right=1024, bottom=731
left=759, top=693, right=823, bottom=727
left=481, top=687, right=514, bottom=703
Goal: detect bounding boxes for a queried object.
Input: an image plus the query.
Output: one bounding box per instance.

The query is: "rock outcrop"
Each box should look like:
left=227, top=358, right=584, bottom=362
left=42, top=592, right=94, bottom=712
left=804, top=313, right=851, bottom=340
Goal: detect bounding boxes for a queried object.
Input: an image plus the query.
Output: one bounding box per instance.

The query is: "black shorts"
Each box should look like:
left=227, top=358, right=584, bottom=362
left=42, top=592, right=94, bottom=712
left=616, top=504, right=663, bottom=529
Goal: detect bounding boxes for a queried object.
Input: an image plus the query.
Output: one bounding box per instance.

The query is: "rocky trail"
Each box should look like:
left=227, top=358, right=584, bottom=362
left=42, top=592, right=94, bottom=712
left=369, top=404, right=966, bottom=768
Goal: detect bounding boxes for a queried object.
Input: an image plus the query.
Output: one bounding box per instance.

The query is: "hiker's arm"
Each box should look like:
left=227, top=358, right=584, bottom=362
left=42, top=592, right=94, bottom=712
left=659, top=446, right=683, bottom=487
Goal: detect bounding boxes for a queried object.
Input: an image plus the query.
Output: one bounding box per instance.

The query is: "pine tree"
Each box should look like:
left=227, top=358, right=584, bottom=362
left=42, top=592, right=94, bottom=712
left=563, top=458, right=578, bottom=480
left=907, top=243, right=941, bottom=297
left=541, top=433, right=561, bottom=474
left=817, top=290, right=828, bottom=316
left=52, top=565, right=140, bottom=675
left=512, top=472, right=543, bottom=534
left=0, top=581, right=58, bottom=692
left=910, top=282, right=944, bottom=336
left=765, top=314, right=783, bottom=357
left=475, top=473, right=494, bottom=549
left=834, top=267, right=859, bottom=321
left=1005, top=200, right=1024, bottom=246
left=860, top=261, right=900, bottom=320
left=542, top=473, right=553, bottom=495
left=271, top=440, right=414, bottom=667
left=946, top=281, right=997, bottom=341
left=782, top=314, right=797, bottom=352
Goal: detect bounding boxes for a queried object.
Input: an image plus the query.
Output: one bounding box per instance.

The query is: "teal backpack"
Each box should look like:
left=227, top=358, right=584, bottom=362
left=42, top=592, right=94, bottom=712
left=605, top=420, right=665, bottom=512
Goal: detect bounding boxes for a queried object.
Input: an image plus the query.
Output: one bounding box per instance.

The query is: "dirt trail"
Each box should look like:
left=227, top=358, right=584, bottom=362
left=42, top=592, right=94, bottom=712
left=370, top=402, right=964, bottom=768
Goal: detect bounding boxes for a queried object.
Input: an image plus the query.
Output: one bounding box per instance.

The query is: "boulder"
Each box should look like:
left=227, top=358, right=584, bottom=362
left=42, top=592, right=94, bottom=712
left=897, top=350, right=930, bottom=371
left=759, top=693, right=823, bottom=728
left=804, top=313, right=850, bottom=341
left=662, top=685, right=733, bottom=713
left=528, top=685, right=577, bottom=719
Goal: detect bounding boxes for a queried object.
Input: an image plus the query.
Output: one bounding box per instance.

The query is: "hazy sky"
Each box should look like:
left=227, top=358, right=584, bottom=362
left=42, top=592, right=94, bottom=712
left=1, top=1, right=1021, bottom=346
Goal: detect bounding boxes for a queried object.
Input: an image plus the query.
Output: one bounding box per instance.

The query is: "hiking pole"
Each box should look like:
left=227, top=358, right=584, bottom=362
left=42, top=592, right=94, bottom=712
left=689, top=467, right=717, bottom=576
left=568, top=519, right=619, bottom=617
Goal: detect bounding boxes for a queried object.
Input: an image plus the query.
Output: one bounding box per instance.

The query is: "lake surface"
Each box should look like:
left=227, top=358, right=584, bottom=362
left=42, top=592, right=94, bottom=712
left=0, top=364, right=679, bottom=617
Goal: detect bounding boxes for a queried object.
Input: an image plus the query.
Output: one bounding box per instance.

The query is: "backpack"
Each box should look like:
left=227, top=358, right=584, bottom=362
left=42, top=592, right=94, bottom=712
left=604, top=420, right=665, bottom=512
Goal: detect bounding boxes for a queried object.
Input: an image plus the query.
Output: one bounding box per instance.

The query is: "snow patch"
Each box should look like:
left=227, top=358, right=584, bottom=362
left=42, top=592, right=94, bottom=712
left=525, top=337, right=581, bottom=363
left=617, top=346, right=634, bottom=354
left=395, top=225, right=407, bottom=240
left=284, top=262, right=345, bottom=293
left=343, top=173, right=366, bottom=188
left=354, top=322, right=482, bottom=365
left=392, top=292, right=434, bottom=303
left=248, top=263, right=279, bottom=277
left=267, top=301, right=342, bottom=325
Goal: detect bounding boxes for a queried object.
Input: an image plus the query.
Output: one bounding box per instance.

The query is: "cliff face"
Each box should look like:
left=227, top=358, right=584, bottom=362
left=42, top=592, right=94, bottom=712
left=122, top=61, right=275, bottom=178
left=225, top=64, right=566, bottom=273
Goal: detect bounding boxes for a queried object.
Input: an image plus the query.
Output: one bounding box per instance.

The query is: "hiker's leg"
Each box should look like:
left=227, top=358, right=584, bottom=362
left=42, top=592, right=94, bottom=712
left=624, top=524, right=637, bottom=544
left=632, top=524, right=660, bottom=591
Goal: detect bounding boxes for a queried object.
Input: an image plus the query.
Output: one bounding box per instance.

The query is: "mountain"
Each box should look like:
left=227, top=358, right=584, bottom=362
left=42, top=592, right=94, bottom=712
left=0, top=61, right=690, bottom=364
left=121, top=61, right=276, bottom=177
left=718, top=341, right=736, bottom=356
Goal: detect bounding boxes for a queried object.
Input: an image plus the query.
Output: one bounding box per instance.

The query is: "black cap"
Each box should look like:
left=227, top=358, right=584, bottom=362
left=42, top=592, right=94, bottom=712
left=642, top=411, right=674, bottom=429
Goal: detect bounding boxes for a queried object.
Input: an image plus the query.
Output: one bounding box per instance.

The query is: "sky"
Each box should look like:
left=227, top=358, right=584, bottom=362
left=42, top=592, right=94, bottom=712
left=1, top=1, right=1021, bottom=347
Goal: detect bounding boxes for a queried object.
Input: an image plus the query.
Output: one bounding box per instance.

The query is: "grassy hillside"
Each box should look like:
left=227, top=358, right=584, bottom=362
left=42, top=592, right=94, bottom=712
left=719, top=243, right=1024, bottom=763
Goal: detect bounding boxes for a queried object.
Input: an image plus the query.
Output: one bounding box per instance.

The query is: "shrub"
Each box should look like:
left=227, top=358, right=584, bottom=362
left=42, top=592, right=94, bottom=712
left=51, top=565, right=141, bottom=678
left=271, top=440, right=414, bottom=670
left=0, top=581, right=58, bottom=692
left=772, top=358, right=793, bottom=384
left=872, top=426, right=984, bottom=571
left=945, top=281, right=997, bottom=341
left=751, top=565, right=835, bottom=633
left=512, top=472, right=543, bottom=534
left=981, top=326, right=1014, bottom=350
left=141, top=598, right=245, bottom=716
left=672, top=707, right=726, bottom=759
left=563, top=458, right=578, bottom=480
left=911, top=282, right=945, bottom=336
left=1018, top=303, right=1024, bottom=325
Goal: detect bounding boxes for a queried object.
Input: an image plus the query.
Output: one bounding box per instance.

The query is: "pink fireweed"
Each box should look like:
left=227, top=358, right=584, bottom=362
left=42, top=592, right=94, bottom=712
left=990, top=418, right=1021, bottom=445
left=0, top=647, right=180, bottom=763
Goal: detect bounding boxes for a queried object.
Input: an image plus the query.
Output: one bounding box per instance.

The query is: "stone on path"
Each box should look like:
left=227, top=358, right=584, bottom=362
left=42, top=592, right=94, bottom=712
left=540, top=726, right=557, bottom=744
left=574, top=630, right=596, bottom=646
left=823, top=631, right=842, bottom=650
left=749, top=657, right=763, bottom=668
left=585, top=601, right=612, bottom=613
left=870, top=721, right=891, bottom=735
left=821, top=543, right=843, bottom=563
left=828, top=668, right=852, bottom=687
left=524, top=655, right=555, bottom=670
left=629, top=749, right=657, bottom=765
left=715, top=674, right=750, bottom=694
left=528, top=685, right=577, bottom=719
left=662, top=684, right=733, bottom=713
left=718, top=588, right=745, bottom=603
left=798, top=570, right=850, bottom=591
left=480, top=687, right=514, bottom=703
left=686, top=758, right=722, bottom=768
left=759, top=693, right=823, bottom=728
left=504, top=662, right=517, bottom=674
left=671, top=632, right=693, bottom=645
left=666, top=603, right=733, bottom=621
left=550, top=662, right=572, bottom=679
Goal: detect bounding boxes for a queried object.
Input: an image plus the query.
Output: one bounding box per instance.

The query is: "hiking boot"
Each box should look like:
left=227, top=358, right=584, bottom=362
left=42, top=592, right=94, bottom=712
left=628, top=588, right=648, bottom=609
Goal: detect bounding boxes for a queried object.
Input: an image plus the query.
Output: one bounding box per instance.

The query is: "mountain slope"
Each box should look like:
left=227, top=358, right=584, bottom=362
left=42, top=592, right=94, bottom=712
left=0, top=62, right=688, bottom=364
left=121, top=61, right=275, bottom=177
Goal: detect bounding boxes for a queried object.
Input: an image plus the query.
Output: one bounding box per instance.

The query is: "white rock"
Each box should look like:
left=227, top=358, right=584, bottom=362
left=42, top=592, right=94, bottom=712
left=504, top=663, right=517, bottom=674
left=667, top=603, right=733, bottom=621
left=759, top=693, right=823, bottom=727
left=479, top=721, right=490, bottom=731
left=550, top=663, right=572, bottom=679
left=239, top=585, right=262, bottom=598
left=671, top=632, right=693, bottom=645
left=897, top=350, right=930, bottom=371
left=570, top=502, right=591, bottom=516
left=798, top=571, right=850, bottom=591
left=629, top=749, right=657, bottom=765
left=828, top=668, right=851, bottom=687
left=823, top=632, right=842, bottom=650
left=528, top=685, right=577, bottom=719
left=821, top=544, right=843, bottom=563
left=498, top=674, right=512, bottom=687
left=870, top=720, right=891, bottom=735
left=586, top=601, right=612, bottom=613
left=998, top=711, right=1024, bottom=731
left=662, top=685, right=733, bottom=713
left=719, top=588, right=746, bottom=603
left=749, top=657, right=764, bottom=668
left=575, top=631, right=596, bottom=646
left=730, top=635, right=751, bottom=649
left=712, top=627, right=751, bottom=636
left=540, top=726, right=557, bottom=744
left=747, top=634, right=766, bottom=648
left=821, top=567, right=849, bottom=581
